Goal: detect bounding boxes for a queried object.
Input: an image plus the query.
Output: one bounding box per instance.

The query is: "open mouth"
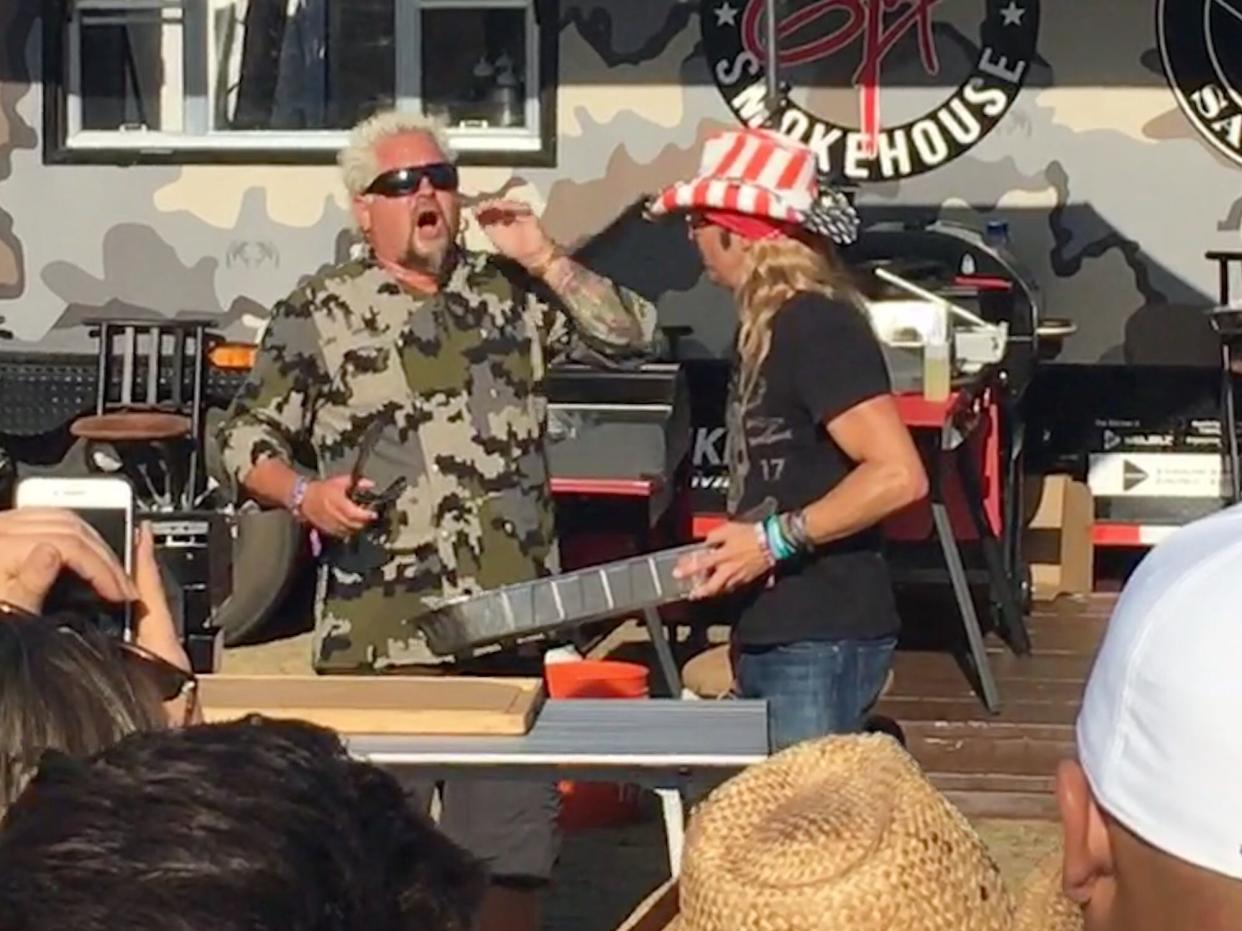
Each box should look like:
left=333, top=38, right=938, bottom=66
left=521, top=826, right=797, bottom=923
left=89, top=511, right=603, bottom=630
left=415, top=208, right=443, bottom=234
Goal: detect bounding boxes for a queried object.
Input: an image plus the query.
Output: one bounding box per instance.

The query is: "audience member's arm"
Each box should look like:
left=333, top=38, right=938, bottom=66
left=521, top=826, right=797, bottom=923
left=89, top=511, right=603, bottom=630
left=130, top=522, right=197, bottom=726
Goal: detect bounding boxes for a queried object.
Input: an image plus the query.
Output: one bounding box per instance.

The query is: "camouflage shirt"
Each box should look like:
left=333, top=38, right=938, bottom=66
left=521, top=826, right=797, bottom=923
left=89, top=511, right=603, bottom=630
left=217, top=248, right=659, bottom=672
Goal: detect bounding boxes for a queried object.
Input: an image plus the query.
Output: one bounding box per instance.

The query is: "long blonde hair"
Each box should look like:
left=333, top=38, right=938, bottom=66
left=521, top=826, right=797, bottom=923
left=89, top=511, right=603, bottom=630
left=734, top=235, right=862, bottom=402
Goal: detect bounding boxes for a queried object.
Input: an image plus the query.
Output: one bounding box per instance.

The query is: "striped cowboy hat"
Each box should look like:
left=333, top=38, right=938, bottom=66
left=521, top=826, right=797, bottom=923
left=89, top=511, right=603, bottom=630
left=647, top=127, right=860, bottom=245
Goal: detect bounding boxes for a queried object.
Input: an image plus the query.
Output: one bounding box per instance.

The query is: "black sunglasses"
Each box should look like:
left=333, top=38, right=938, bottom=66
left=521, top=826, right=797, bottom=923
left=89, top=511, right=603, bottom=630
left=0, top=600, right=197, bottom=710
left=53, top=613, right=199, bottom=724
left=365, top=163, right=459, bottom=197
left=120, top=640, right=198, bottom=710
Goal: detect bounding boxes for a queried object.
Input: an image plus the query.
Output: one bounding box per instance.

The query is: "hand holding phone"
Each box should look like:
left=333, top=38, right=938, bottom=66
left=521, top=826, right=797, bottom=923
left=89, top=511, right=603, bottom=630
left=0, top=507, right=137, bottom=615
left=12, top=477, right=136, bottom=637
left=129, top=521, right=194, bottom=687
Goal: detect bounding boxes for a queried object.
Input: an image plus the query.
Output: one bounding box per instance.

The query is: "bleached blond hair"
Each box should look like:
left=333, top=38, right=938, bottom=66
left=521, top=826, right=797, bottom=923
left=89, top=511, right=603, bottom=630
left=337, top=110, right=457, bottom=197
left=735, top=234, right=863, bottom=403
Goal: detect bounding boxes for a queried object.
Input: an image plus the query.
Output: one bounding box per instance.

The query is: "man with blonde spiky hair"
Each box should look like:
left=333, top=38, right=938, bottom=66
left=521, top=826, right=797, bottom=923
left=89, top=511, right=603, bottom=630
left=217, top=108, right=660, bottom=931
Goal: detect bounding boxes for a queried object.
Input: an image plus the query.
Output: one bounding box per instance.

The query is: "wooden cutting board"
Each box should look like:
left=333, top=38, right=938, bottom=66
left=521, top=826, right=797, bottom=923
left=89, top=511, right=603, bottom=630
left=198, top=675, right=545, bottom=736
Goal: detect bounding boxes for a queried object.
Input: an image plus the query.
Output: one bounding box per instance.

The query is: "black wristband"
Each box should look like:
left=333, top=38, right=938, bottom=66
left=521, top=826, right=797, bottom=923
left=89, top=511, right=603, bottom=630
left=778, top=510, right=812, bottom=553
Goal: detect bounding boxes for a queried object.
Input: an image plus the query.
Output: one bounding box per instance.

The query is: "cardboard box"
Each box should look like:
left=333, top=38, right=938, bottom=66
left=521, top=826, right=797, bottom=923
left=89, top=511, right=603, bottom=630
left=1023, top=474, right=1094, bottom=601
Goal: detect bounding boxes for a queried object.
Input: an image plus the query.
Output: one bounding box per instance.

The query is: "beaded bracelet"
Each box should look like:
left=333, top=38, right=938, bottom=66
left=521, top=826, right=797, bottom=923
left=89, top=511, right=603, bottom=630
left=759, top=510, right=815, bottom=565
left=288, top=475, right=310, bottom=521
left=753, top=521, right=775, bottom=567
left=763, top=514, right=799, bottom=562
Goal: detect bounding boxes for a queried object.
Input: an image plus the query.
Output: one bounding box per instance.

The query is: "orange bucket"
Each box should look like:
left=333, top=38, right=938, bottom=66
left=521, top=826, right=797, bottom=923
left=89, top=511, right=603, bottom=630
left=545, top=659, right=650, bottom=830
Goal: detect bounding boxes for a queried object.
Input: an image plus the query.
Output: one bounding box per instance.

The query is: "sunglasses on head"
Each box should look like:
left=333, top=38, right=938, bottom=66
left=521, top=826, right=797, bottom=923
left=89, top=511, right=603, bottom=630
left=53, top=613, right=200, bottom=726
left=365, top=163, right=459, bottom=197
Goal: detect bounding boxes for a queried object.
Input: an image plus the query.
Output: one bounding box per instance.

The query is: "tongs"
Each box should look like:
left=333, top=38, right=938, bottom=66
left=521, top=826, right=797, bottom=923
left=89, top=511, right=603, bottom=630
left=348, top=420, right=407, bottom=509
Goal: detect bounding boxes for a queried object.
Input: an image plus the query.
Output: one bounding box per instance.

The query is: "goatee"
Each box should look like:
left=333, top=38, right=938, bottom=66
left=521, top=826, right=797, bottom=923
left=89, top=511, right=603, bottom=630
left=399, top=243, right=458, bottom=281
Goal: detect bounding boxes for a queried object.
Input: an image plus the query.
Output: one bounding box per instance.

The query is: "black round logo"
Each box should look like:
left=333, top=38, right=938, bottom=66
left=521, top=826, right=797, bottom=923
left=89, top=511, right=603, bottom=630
left=1158, top=0, right=1242, bottom=168
left=701, top=0, right=1040, bottom=182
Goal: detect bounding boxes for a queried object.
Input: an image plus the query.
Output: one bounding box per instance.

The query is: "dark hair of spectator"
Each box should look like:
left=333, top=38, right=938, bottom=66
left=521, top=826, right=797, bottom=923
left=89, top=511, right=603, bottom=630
left=0, top=715, right=487, bottom=931
left=0, top=612, right=166, bottom=812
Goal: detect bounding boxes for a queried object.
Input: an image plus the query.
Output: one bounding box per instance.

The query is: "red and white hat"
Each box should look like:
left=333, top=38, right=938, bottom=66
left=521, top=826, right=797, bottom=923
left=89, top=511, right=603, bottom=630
left=648, top=127, right=860, bottom=245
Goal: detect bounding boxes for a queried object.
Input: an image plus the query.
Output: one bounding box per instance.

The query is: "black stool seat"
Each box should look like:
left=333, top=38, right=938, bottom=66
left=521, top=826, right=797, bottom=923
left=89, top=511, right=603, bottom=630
left=1210, top=305, right=1242, bottom=338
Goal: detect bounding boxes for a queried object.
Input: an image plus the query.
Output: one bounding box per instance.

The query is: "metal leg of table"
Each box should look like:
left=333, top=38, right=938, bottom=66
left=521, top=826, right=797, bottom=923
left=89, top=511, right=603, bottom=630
left=930, top=500, right=1002, bottom=714
left=644, top=607, right=684, bottom=697
left=955, top=446, right=1031, bottom=656
left=645, top=605, right=689, bottom=874
left=1003, top=413, right=1026, bottom=580
left=655, top=787, right=687, bottom=877
left=1223, top=343, right=1241, bottom=504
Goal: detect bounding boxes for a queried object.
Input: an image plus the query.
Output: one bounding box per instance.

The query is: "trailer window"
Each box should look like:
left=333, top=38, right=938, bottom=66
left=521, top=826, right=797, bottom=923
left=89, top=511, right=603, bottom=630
left=48, top=0, right=556, bottom=165
left=422, top=6, right=530, bottom=132
left=76, top=2, right=185, bottom=133
left=212, top=0, right=395, bottom=132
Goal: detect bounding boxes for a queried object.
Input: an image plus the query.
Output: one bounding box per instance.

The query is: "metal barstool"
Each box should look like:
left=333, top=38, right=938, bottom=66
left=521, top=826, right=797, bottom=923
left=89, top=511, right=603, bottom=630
left=1206, top=252, right=1242, bottom=504
left=70, top=319, right=214, bottom=509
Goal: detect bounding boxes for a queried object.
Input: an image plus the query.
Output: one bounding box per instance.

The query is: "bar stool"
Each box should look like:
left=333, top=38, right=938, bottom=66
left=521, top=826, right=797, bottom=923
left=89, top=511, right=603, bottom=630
left=1206, top=252, right=1242, bottom=504
left=70, top=319, right=215, bottom=510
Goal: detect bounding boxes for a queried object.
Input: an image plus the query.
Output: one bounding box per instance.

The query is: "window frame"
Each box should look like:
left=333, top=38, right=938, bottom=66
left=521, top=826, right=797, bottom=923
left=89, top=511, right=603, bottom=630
left=43, top=0, right=559, bottom=166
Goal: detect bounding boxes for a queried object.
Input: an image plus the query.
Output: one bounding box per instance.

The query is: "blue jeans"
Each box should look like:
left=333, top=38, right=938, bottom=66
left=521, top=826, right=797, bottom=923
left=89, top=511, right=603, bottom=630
left=732, top=637, right=898, bottom=753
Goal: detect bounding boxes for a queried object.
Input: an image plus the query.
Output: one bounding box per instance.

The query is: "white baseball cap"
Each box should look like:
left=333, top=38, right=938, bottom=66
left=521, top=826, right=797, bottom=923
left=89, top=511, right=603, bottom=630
left=1077, top=502, right=1242, bottom=880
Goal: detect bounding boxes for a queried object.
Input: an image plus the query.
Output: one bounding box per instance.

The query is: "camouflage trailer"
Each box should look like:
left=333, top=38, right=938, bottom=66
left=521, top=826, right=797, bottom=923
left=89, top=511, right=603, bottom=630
left=1, top=0, right=1240, bottom=641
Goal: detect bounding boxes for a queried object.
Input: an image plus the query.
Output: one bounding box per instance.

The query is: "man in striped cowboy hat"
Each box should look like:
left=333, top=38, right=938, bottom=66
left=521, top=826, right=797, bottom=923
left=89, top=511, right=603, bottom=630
left=654, top=127, right=928, bottom=752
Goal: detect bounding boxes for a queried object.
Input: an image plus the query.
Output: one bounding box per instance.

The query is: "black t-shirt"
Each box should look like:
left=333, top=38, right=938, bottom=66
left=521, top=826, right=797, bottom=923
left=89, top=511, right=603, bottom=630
left=724, top=291, right=901, bottom=645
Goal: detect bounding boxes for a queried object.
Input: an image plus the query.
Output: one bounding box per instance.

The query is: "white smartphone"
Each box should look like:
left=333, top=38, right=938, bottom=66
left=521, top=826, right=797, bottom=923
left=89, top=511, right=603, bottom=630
left=14, top=476, right=136, bottom=639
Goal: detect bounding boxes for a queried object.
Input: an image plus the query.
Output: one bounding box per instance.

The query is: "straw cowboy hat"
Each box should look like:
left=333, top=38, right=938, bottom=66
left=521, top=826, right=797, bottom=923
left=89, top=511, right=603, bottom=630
left=1012, top=851, right=1085, bottom=931
left=646, top=127, right=862, bottom=246
left=631, top=734, right=1083, bottom=931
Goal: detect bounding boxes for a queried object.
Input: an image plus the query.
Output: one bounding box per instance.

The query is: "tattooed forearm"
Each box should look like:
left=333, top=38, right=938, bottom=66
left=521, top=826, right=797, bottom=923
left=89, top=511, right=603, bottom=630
left=541, top=255, right=647, bottom=345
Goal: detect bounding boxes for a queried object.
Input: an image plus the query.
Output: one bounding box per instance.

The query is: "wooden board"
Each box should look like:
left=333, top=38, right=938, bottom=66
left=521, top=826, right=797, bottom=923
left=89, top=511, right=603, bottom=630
left=198, top=675, right=545, bottom=736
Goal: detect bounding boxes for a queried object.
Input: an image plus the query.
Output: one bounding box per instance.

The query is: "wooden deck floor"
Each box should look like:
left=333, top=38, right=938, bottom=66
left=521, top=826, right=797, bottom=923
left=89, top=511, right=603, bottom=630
left=875, top=593, right=1112, bottom=819
left=593, top=592, right=1113, bottom=821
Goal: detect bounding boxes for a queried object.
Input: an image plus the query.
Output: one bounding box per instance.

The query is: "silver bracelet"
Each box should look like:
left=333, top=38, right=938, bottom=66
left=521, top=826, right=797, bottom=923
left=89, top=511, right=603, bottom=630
left=779, top=509, right=812, bottom=553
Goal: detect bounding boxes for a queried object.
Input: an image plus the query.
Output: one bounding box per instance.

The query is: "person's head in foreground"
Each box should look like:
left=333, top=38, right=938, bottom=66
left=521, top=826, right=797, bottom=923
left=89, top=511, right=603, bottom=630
left=0, top=509, right=197, bottom=815
left=656, top=733, right=1080, bottom=931
left=647, top=127, right=862, bottom=396
left=0, top=612, right=168, bottom=814
left=1057, top=504, right=1242, bottom=931
left=0, top=715, right=486, bottom=931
